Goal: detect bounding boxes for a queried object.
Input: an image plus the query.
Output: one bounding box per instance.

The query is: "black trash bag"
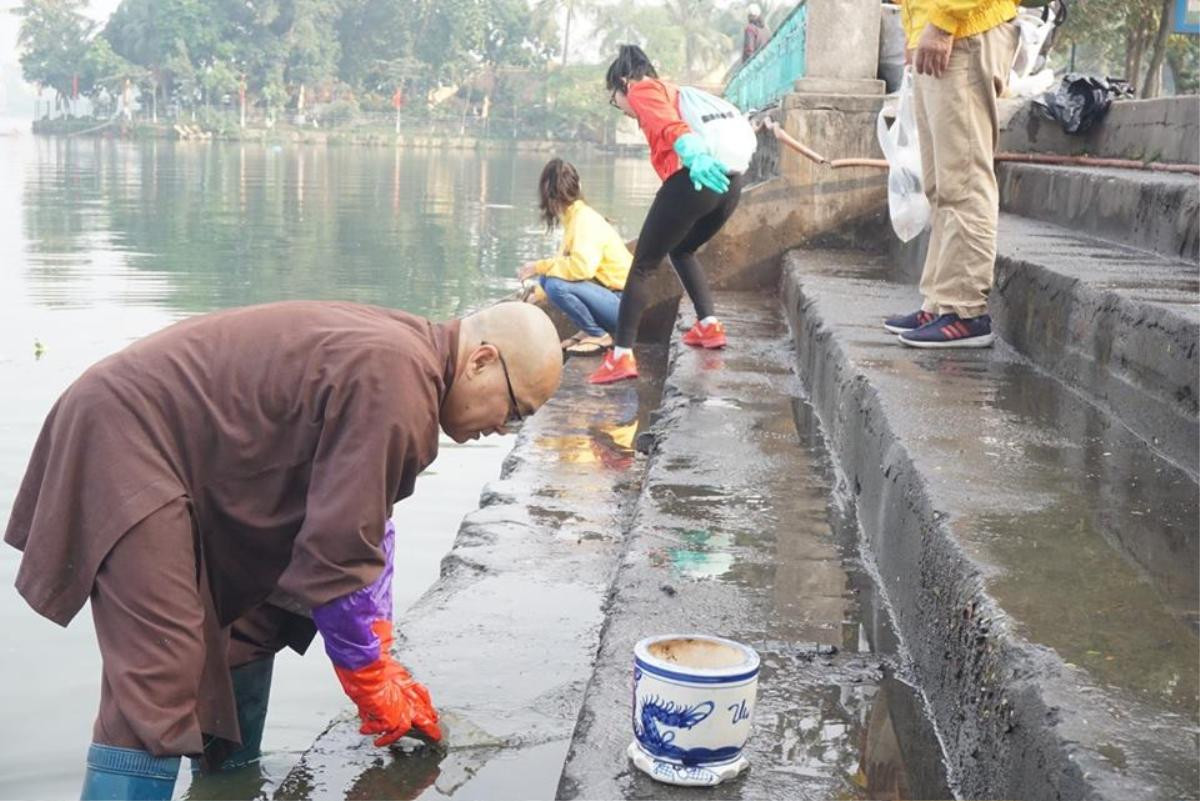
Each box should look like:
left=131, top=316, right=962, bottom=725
left=1033, top=74, right=1134, bottom=135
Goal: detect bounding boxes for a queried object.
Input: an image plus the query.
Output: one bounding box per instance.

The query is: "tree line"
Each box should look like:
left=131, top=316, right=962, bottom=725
left=1057, top=0, right=1199, bottom=97
left=14, top=0, right=781, bottom=138
left=14, top=0, right=1197, bottom=139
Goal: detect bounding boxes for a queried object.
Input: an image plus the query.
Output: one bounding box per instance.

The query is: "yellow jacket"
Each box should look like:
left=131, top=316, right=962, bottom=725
left=533, top=200, right=631, bottom=291
left=899, top=0, right=1017, bottom=48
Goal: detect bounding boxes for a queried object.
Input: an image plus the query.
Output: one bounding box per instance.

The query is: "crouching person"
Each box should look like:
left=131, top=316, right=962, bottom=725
left=520, top=158, right=632, bottom=356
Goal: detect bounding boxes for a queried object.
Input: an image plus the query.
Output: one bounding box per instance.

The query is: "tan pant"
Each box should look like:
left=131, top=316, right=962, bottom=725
left=913, top=22, right=1019, bottom=318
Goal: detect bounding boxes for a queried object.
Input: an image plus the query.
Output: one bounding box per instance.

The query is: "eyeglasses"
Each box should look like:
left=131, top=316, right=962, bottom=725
left=483, top=341, right=524, bottom=424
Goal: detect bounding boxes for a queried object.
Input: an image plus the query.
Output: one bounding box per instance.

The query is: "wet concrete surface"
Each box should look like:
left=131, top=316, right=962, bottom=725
left=271, top=347, right=668, bottom=800
left=993, top=212, right=1200, bottom=478
left=997, top=162, right=1199, bottom=261
left=783, top=250, right=1199, bottom=800
left=558, top=293, right=952, bottom=800
left=894, top=207, right=1200, bottom=477
left=996, top=213, right=1200, bottom=316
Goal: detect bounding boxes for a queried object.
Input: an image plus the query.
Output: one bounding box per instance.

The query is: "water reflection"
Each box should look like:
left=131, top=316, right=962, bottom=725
left=534, top=369, right=643, bottom=473
left=855, top=676, right=954, bottom=800
left=14, top=137, right=657, bottom=317
left=657, top=528, right=736, bottom=580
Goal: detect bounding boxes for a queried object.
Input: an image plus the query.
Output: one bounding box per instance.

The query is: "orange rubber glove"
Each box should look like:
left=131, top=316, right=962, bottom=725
left=332, top=620, right=442, bottom=746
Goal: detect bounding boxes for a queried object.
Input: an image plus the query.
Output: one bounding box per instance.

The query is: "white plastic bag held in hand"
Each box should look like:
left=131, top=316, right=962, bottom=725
left=876, top=68, right=930, bottom=242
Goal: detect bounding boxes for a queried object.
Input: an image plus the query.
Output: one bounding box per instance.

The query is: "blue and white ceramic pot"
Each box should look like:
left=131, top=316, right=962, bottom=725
left=627, top=634, right=760, bottom=786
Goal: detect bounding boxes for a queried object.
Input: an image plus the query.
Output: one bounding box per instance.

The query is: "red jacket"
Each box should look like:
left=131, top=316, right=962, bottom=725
left=626, top=78, right=691, bottom=182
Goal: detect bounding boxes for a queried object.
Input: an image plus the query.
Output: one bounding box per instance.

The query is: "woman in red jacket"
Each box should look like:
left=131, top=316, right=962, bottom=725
left=589, top=45, right=743, bottom=385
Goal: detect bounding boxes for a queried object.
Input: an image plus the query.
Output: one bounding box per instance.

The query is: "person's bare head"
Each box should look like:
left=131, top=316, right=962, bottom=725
left=440, top=302, right=563, bottom=443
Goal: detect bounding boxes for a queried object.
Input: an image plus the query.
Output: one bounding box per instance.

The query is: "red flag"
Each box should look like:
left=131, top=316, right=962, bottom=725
left=392, top=88, right=404, bottom=109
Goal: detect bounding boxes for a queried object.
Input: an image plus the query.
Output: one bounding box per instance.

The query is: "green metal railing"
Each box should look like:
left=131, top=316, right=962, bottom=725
left=723, top=2, right=807, bottom=112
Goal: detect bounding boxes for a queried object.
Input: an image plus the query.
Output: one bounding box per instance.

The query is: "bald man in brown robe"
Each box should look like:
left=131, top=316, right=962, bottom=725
left=3, top=299, right=562, bottom=800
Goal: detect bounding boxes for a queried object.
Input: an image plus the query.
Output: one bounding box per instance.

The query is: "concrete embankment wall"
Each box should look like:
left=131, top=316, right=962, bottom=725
left=780, top=254, right=1094, bottom=798
left=772, top=93, right=1199, bottom=798
left=999, top=95, right=1200, bottom=165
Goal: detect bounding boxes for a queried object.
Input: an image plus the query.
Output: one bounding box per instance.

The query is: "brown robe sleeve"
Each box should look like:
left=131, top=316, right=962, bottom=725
left=274, top=343, right=441, bottom=608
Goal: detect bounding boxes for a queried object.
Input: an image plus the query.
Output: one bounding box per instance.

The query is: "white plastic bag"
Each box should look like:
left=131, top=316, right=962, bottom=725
left=1009, top=10, right=1055, bottom=86
left=876, top=68, right=930, bottom=242
left=677, top=85, right=758, bottom=174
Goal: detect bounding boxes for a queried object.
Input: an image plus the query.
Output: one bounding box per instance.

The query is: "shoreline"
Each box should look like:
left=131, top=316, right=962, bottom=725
left=26, top=117, right=647, bottom=153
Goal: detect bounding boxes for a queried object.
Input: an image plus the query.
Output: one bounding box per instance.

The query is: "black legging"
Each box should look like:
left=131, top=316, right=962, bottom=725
left=615, top=169, right=744, bottom=348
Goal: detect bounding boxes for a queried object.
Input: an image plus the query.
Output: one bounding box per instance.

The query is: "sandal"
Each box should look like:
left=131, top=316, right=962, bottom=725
left=566, top=334, right=613, bottom=356
left=560, top=331, right=587, bottom=350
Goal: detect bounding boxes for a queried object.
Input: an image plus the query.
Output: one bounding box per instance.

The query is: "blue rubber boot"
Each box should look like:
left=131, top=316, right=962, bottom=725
left=191, top=656, right=275, bottom=774
left=81, top=744, right=179, bottom=800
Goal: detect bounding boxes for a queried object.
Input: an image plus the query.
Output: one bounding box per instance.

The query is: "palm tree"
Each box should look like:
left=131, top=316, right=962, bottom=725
left=593, top=0, right=650, bottom=53
left=533, top=0, right=599, bottom=67
left=662, top=0, right=732, bottom=82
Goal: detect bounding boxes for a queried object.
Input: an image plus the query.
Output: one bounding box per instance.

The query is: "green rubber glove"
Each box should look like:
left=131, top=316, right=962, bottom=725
left=673, top=133, right=730, bottom=194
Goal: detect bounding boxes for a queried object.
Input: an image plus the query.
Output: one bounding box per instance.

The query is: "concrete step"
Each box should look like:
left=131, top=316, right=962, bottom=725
left=993, top=212, right=1200, bottom=477
left=276, top=350, right=668, bottom=800
left=997, top=162, right=1199, bottom=261
left=782, top=249, right=1199, bottom=800
left=558, top=293, right=952, bottom=800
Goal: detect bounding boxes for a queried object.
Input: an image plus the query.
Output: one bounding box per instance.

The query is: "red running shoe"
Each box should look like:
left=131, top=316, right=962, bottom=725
left=682, top=319, right=727, bottom=349
left=588, top=350, right=638, bottom=384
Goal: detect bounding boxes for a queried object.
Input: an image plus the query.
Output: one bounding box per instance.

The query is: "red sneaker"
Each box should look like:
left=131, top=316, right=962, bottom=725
left=588, top=350, right=638, bottom=384
left=682, top=319, right=727, bottom=349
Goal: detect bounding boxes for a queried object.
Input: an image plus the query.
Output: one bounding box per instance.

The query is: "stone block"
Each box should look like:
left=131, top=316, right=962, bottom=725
left=805, top=0, right=882, bottom=81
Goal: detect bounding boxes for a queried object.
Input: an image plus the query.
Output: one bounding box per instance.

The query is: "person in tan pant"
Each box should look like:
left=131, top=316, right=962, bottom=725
left=883, top=0, right=1020, bottom=348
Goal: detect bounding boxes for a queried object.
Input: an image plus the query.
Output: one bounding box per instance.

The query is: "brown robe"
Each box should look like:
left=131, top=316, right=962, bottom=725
left=5, top=300, right=459, bottom=634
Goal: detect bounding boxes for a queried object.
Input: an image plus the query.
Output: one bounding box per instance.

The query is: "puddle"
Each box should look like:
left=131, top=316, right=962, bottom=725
left=649, top=527, right=737, bottom=580
left=790, top=396, right=952, bottom=800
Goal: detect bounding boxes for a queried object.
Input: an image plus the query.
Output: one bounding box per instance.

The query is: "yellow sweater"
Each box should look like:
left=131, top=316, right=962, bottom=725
left=899, top=0, right=1017, bottom=48
left=533, top=200, right=631, bottom=291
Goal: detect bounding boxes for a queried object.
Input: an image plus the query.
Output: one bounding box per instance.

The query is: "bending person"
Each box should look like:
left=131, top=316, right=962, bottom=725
left=590, top=44, right=744, bottom=385
left=519, top=158, right=632, bottom=356
left=4, top=300, right=562, bottom=800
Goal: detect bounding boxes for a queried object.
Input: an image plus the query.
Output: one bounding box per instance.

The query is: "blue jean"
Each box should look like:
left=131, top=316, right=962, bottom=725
left=540, top=276, right=621, bottom=337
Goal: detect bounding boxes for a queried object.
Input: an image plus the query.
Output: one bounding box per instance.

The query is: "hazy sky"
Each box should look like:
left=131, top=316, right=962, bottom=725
left=1, top=0, right=121, bottom=66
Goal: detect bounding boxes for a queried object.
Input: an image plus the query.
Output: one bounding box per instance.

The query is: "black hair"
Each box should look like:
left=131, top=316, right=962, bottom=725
left=605, top=44, right=658, bottom=94
left=538, top=158, right=582, bottom=229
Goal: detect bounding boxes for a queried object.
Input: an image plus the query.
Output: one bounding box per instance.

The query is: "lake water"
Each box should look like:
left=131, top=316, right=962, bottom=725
left=0, top=132, right=658, bottom=799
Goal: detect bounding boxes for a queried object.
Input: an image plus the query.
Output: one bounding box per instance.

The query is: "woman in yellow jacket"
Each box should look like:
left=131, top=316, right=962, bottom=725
left=519, top=159, right=632, bottom=355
